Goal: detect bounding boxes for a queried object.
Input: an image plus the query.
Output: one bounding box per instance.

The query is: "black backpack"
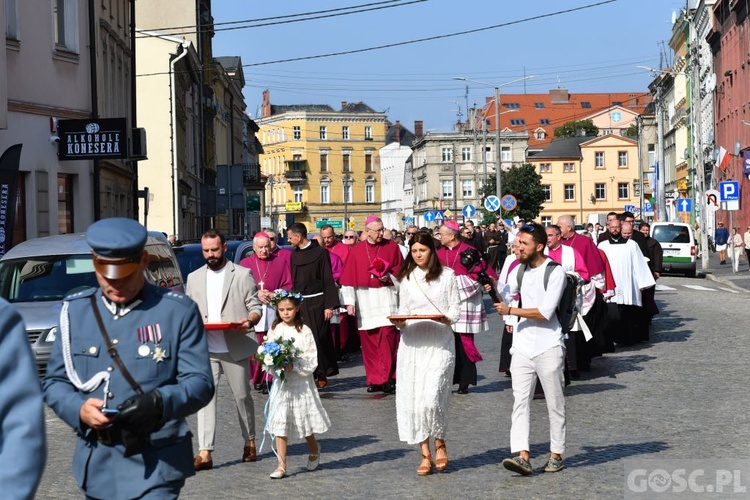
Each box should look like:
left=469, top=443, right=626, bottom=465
left=516, top=260, right=580, bottom=334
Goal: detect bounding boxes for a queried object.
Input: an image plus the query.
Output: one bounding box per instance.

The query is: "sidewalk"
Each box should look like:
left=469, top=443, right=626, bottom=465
left=697, top=246, right=750, bottom=292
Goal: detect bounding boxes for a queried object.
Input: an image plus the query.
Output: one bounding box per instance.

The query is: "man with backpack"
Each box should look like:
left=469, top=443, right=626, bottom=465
left=493, top=223, right=567, bottom=476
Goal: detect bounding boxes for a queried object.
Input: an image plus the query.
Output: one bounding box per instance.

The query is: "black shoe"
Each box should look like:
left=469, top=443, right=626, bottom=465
left=504, top=371, right=512, bottom=378
left=569, top=370, right=581, bottom=380
left=383, top=381, right=396, bottom=394
left=457, top=386, right=469, bottom=395
left=367, top=384, right=384, bottom=393
left=253, top=383, right=262, bottom=391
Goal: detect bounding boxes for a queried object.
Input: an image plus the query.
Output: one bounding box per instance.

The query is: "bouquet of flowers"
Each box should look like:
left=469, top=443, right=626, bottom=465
left=368, top=257, right=390, bottom=279
left=255, top=331, right=302, bottom=379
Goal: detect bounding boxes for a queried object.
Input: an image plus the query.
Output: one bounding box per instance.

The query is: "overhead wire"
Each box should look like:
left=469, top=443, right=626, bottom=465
left=136, top=0, right=427, bottom=38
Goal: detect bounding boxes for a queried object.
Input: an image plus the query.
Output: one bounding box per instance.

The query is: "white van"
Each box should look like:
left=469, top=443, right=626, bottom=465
left=650, top=222, right=696, bottom=278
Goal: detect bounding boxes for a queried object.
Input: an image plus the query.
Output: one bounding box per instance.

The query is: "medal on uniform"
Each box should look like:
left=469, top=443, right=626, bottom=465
left=136, top=323, right=166, bottom=361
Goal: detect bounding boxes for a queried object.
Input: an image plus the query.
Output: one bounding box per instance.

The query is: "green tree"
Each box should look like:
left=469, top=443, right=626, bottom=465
left=553, top=119, right=598, bottom=138
left=478, top=163, right=545, bottom=222
left=624, top=123, right=638, bottom=138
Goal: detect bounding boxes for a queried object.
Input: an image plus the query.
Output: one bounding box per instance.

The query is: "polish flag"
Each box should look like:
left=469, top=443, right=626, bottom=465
left=718, top=146, right=730, bottom=171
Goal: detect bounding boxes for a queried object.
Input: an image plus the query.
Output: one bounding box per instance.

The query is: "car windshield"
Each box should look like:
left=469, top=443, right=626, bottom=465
left=652, top=226, right=690, bottom=244
left=0, top=255, right=98, bottom=303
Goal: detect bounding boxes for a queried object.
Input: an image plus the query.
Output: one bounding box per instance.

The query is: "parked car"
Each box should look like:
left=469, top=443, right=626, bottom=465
left=173, top=240, right=254, bottom=283
left=649, top=222, right=696, bottom=278
left=0, top=232, right=183, bottom=378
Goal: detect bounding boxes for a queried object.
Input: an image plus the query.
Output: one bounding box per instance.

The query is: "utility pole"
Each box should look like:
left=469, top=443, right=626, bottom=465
left=689, top=16, right=709, bottom=271
left=494, top=85, right=502, bottom=200
left=656, top=85, right=667, bottom=221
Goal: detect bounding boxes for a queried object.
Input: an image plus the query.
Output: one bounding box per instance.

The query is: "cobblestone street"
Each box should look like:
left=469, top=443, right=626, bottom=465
left=39, top=275, right=750, bottom=498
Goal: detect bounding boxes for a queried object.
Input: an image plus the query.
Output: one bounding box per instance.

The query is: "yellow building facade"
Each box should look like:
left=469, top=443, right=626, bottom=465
left=258, top=92, right=387, bottom=232
left=531, top=135, right=640, bottom=225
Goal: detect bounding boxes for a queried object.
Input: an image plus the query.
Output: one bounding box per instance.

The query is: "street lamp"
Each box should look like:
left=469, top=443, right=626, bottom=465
left=454, top=75, right=536, bottom=204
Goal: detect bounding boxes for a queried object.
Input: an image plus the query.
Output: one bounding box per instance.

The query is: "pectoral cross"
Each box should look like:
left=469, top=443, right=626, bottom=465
left=258, top=281, right=264, bottom=290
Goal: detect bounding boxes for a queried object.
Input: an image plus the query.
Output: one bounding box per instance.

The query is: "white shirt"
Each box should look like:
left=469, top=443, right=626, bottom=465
left=205, top=266, right=229, bottom=353
left=508, top=258, right=566, bottom=359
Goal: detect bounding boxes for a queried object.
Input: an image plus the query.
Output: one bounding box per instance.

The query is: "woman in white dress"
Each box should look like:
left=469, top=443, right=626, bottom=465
left=391, top=231, right=460, bottom=476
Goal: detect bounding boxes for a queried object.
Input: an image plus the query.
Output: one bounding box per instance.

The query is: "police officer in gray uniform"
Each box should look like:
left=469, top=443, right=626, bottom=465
left=43, top=218, right=214, bottom=499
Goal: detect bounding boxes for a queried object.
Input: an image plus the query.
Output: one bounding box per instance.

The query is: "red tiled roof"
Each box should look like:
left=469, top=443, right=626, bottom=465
left=478, top=89, right=651, bottom=150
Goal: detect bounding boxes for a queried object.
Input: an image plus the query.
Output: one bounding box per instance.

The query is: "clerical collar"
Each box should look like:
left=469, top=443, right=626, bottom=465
left=561, top=232, right=575, bottom=241
left=608, top=235, right=627, bottom=244
left=100, top=289, right=144, bottom=318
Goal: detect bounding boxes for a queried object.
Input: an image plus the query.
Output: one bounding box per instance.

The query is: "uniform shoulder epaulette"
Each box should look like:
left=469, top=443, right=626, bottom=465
left=63, top=287, right=97, bottom=301
left=158, top=287, right=190, bottom=303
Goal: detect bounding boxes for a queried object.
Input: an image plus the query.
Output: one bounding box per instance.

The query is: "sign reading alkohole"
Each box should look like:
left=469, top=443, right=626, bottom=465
left=57, top=118, right=127, bottom=160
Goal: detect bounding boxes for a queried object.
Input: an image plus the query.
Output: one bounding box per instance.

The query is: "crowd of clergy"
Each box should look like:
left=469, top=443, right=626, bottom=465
left=240, top=209, right=662, bottom=394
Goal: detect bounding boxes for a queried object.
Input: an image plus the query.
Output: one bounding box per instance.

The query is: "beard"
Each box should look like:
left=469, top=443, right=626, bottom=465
left=206, top=256, right=226, bottom=270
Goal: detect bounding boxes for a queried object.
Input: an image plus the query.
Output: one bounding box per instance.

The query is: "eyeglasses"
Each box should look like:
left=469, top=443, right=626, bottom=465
left=344, top=235, right=355, bottom=239
left=406, top=232, right=416, bottom=236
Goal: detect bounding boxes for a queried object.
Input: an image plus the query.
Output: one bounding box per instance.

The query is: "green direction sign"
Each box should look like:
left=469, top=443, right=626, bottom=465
left=315, top=219, right=344, bottom=229
left=246, top=195, right=261, bottom=211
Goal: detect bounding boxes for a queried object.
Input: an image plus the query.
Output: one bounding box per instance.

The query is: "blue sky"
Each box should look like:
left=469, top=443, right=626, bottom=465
left=212, top=0, right=687, bottom=132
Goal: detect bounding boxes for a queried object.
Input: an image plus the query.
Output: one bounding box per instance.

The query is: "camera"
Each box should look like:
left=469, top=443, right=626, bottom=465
left=50, top=135, right=60, bottom=144
left=459, top=248, right=500, bottom=303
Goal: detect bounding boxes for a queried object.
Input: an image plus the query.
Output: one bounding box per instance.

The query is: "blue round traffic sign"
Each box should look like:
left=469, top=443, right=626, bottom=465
left=484, top=195, right=501, bottom=212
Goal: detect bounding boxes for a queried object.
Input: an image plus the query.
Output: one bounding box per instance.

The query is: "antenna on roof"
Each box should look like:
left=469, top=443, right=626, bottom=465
left=557, top=75, right=562, bottom=89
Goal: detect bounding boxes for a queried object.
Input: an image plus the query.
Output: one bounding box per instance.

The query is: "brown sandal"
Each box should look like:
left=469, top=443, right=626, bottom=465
left=435, top=442, right=448, bottom=472
left=417, top=454, right=433, bottom=476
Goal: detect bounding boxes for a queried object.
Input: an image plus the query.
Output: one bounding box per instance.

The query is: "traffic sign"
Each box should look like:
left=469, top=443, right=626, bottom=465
left=462, top=204, right=476, bottom=218
left=624, top=204, right=636, bottom=213
left=404, top=216, right=414, bottom=225
left=676, top=198, right=692, bottom=213
left=719, top=181, right=740, bottom=202
left=501, top=194, right=518, bottom=211
left=484, top=195, right=501, bottom=212
left=348, top=220, right=356, bottom=229
left=444, top=209, right=453, bottom=218
left=433, top=210, right=445, bottom=222
left=643, top=200, right=654, bottom=213
left=705, top=189, right=720, bottom=213
left=424, top=211, right=435, bottom=222
left=315, top=220, right=343, bottom=229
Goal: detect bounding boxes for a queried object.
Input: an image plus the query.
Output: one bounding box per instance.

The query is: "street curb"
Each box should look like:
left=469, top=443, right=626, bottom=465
left=702, top=272, right=750, bottom=293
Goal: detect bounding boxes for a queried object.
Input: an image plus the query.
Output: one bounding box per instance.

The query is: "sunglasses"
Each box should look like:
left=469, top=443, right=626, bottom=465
left=268, top=237, right=275, bottom=241
left=344, top=235, right=355, bottom=239
left=406, top=232, right=416, bottom=236
left=520, top=223, right=536, bottom=231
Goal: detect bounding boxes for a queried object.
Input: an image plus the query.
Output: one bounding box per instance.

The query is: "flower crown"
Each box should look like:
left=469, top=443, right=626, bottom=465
left=269, top=289, right=304, bottom=306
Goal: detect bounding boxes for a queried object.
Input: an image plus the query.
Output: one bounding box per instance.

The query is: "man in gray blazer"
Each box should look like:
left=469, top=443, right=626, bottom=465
left=186, top=229, right=262, bottom=471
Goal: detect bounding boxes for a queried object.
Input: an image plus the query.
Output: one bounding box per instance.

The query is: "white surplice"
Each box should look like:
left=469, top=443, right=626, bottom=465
left=598, top=239, right=655, bottom=306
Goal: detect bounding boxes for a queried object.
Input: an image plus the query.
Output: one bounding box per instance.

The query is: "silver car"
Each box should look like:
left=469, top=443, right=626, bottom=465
left=0, top=232, right=183, bottom=378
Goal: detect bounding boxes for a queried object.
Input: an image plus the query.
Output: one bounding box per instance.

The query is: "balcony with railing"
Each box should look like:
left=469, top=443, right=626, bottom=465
left=284, top=159, right=308, bottom=184
left=242, top=163, right=263, bottom=187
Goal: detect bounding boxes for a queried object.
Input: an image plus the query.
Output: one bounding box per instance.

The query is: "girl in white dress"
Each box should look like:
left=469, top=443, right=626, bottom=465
left=265, top=292, right=331, bottom=479
left=391, top=231, right=460, bottom=476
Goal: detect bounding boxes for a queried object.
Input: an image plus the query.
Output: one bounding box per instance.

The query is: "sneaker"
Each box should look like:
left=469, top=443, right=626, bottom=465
left=543, top=456, right=565, bottom=473
left=502, top=456, right=533, bottom=476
